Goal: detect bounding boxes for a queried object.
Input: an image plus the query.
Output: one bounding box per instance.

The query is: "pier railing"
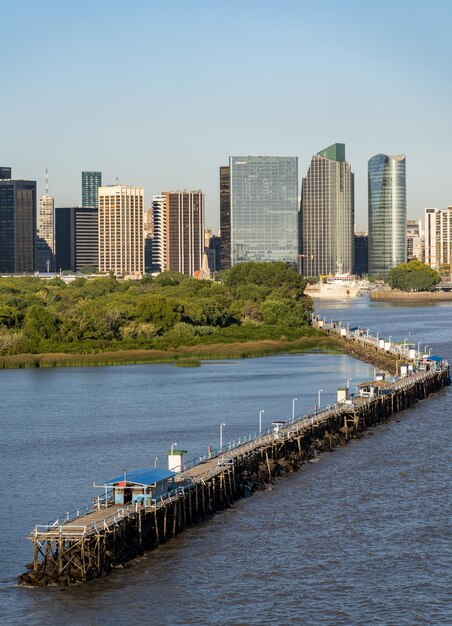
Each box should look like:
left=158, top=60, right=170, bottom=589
left=31, top=319, right=448, bottom=540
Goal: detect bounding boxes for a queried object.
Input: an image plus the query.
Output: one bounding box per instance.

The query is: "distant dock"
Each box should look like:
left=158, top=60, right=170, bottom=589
left=20, top=318, right=450, bottom=585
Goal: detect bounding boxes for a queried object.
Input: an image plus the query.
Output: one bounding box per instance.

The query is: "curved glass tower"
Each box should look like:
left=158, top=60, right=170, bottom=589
left=368, top=153, right=406, bottom=276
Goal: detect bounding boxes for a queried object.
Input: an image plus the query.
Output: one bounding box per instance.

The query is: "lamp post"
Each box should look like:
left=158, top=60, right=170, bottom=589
left=292, top=398, right=298, bottom=421
left=171, top=442, right=177, bottom=454
left=220, top=423, right=226, bottom=449
left=317, top=389, right=323, bottom=410
left=417, top=341, right=421, bottom=354
left=424, top=344, right=428, bottom=354
left=347, top=378, right=352, bottom=390
left=154, top=457, right=158, bottom=468
left=259, top=410, right=265, bottom=435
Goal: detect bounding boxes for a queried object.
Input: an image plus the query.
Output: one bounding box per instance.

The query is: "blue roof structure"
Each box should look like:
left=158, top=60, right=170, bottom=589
left=428, top=356, right=443, bottom=362
left=104, top=468, right=175, bottom=486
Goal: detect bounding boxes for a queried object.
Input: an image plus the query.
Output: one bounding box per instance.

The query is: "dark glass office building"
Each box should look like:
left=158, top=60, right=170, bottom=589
left=0, top=167, right=12, bottom=180
left=0, top=176, right=36, bottom=273
left=55, top=206, right=98, bottom=272
left=219, top=165, right=230, bottom=270
left=354, top=233, right=369, bottom=275
left=82, top=171, right=102, bottom=208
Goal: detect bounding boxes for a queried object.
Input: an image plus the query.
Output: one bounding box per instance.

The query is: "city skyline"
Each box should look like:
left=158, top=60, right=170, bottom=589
left=2, top=1, right=450, bottom=231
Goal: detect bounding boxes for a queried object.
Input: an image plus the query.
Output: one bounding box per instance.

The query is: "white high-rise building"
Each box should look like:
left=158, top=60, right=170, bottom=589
left=151, top=195, right=167, bottom=273
left=38, top=170, right=55, bottom=255
left=38, top=195, right=55, bottom=250
left=424, top=206, right=452, bottom=270
left=301, top=144, right=354, bottom=276
left=98, top=184, right=144, bottom=277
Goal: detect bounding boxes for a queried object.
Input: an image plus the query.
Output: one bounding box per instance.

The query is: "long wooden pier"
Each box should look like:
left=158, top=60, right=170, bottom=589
left=20, top=320, right=450, bottom=585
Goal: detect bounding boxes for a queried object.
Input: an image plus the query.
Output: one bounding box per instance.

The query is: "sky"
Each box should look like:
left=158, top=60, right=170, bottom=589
left=2, top=0, right=451, bottom=232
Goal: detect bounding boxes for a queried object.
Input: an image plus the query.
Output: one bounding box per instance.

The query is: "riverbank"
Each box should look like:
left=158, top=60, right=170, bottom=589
left=371, top=289, right=452, bottom=301
left=0, top=335, right=339, bottom=368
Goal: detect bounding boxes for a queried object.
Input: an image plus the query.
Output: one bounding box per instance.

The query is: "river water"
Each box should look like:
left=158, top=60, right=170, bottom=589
left=0, top=299, right=450, bottom=625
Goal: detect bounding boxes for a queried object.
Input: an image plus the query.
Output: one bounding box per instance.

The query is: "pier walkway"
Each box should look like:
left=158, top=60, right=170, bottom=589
left=25, top=318, right=450, bottom=585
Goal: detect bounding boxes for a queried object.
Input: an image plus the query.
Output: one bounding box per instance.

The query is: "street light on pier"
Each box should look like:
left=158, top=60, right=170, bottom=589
left=154, top=457, right=158, bottom=468
left=347, top=378, right=352, bottom=390
left=220, top=423, right=226, bottom=449
left=259, top=410, right=265, bottom=435
left=317, top=389, right=323, bottom=410
left=292, top=397, right=298, bottom=420
left=171, top=442, right=177, bottom=454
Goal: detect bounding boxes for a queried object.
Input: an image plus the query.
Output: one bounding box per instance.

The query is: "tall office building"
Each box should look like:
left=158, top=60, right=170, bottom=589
left=424, top=206, right=452, bottom=270
left=219, top=165, right=230, bottom=270
left=300, top=143, right=354, bottom=276
left=368, top=153, right=406, bottom=276
left=354, top=232, right=369, bottom=275
left=0, top=173, right=36, bottom=273
left=151, top=195, right=167, bottom=273
left=82, top=171, right=102, bottom=208
left=98, top=185, right=144, bottom=277
left=151, top=191, right=204, bottom=276
left=166, top=191, right=204, bottom=275
left=407, top=219, right=423, bottom=261
left=37, top=170, right=55, bottom=271
left=225, top=156, right=298, bottom=268
left=55, top=206, right=99, bottom=272
left=204, top=229, right=221, bottom=273
left=0, top=167, right=12, bottom=180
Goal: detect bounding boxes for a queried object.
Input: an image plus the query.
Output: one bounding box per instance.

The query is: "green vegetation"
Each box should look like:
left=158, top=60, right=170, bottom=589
left=387, top=260, right=441, bottom=292
left=0, top=262, right=332, bottom=367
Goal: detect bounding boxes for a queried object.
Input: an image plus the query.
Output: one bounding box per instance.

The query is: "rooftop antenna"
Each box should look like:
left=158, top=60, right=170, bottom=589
left=115, top=176, right=119, bottom=185
left=45, top=168, right=49, bottom=196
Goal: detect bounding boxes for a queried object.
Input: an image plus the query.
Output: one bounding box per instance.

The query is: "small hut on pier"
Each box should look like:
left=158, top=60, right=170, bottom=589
left=101, top=468, right=176, bottom=507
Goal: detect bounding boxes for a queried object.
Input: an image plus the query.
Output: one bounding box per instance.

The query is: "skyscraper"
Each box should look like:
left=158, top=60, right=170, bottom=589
left=166, top=191, right=204, bottom=275
left=368, top=154, right=406, bottom=276
left=0, top=173, right=36, bottom=273
left=82, top=171, right=102, bottom=208
left=407, top=219, right=423, bottom=261
left=0, top=167, right=12, bottom=180
left=226, top=156, right=298, bottom=268
left=300, top=143, right=354, bottom=276
left=55, top=206, right=99, bottom=272
left=98, top=184, right=144, bottom=277
left=151, top=195, right=167, bottom=273
left=424, top=206, right=452, bottom=270
left=37, top=170, right=55, bottom=271
left=219, top=165, right=230, bottom=270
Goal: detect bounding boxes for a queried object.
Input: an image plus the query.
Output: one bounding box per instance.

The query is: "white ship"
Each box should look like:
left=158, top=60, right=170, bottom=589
left=305, top=273, right=370, bottom=299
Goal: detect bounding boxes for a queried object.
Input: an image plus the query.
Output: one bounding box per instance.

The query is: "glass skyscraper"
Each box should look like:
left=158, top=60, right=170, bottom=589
left=228, top=156, right=298, bottom=267
left=300, top=143, right=354, bottom=277
left=82, top=171, right=102, bottom=208
left=0, top=175, right=36, bottom=273
left=368, top=154, right=406, bottom=276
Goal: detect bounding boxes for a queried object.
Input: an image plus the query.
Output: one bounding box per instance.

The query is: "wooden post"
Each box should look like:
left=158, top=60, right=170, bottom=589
left=163, top=506, right=167, bottom=540
left=33, top=536, right=38, bottom=572
left=265, top=451, right=272, bottom=488
left=172, top=501, right=177, bottom=538
left=58, top=532, right=63, bottom=577
left=154, top=511, right=160, bottom=544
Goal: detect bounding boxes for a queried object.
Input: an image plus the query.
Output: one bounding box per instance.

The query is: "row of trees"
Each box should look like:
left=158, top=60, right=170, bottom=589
left=0, top=263, right=314, bottom=355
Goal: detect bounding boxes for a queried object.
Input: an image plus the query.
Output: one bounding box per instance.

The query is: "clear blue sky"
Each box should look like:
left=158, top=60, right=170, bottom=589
left=2, top=0, right=451, bottom=231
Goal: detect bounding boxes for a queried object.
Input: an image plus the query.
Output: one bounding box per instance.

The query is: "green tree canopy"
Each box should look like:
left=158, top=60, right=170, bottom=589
left=387, top=260, right=441, bottom=292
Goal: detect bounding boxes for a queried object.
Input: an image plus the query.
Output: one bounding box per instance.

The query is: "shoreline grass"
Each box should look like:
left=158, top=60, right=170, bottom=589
left=0, top=336, right=340, bottom=369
